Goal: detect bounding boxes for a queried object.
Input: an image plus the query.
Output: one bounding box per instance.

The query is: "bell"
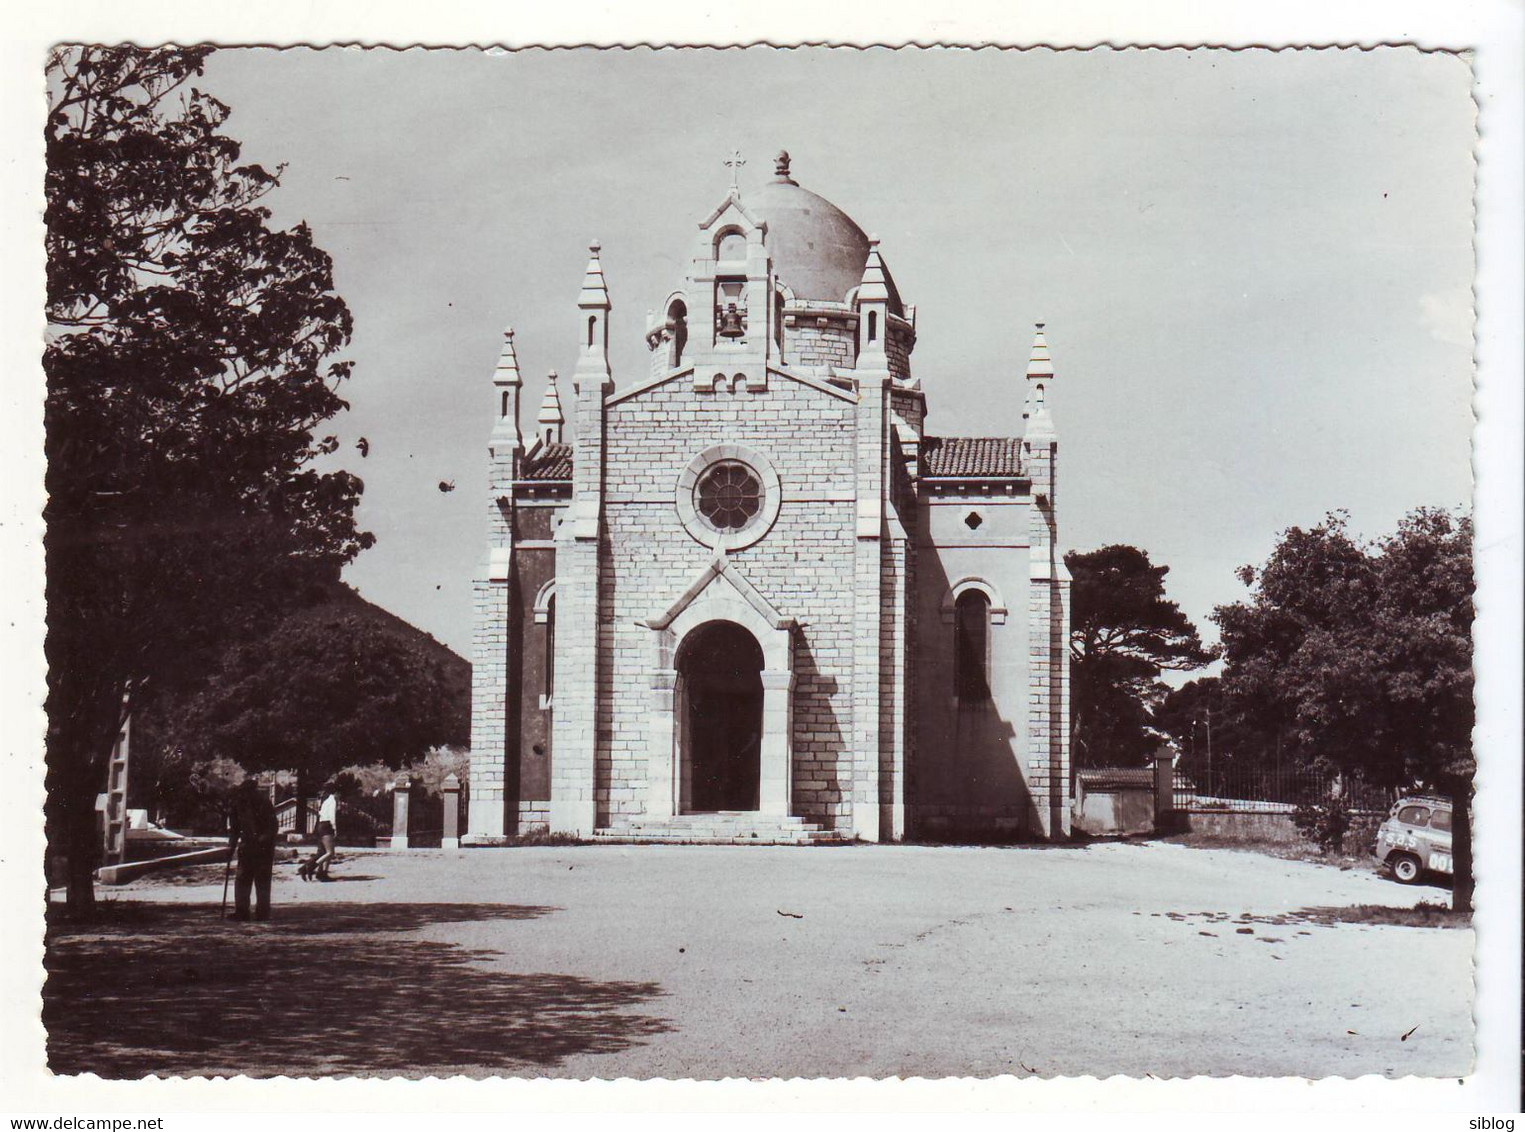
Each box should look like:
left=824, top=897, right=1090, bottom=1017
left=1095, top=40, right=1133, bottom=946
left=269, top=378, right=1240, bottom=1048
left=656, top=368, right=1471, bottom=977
left=718, top=303, right=745, bottom=339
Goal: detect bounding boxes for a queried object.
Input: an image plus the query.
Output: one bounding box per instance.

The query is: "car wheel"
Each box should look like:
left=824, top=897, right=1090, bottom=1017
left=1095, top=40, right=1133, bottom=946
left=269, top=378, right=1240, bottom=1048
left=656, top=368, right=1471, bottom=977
left=1389, top=853, right=1422, bottom=884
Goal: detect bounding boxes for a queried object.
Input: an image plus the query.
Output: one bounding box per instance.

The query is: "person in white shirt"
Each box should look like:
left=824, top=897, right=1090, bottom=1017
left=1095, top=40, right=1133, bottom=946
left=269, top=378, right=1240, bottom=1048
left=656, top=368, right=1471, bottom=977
left=299, top=785, right=340, bottom=881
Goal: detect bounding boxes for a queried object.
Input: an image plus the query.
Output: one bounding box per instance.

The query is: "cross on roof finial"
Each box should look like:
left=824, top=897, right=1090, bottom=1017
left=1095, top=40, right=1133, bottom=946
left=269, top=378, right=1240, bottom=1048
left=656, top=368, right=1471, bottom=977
left=725, top=148, right=746, bottom=192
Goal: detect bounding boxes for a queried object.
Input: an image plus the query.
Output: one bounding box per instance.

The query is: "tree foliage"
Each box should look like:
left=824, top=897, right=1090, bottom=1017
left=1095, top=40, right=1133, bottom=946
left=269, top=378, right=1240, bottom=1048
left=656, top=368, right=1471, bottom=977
left=163, top=587, right=470, bottom=788
left=1156, top=677, right=1236, bottom=784
left=1291, top=796, right=1354, bottom=855
left=44, top=46, right=370, bottom=914
left=342, top=748, right=471, bottom=798
left=1212, top=508, right=1474, bottom=907
left=147, top=753, right=248, bottom=834
left=1065, top=545, right=1212, bottom=767
left=1212, top=509, right=1473, bottom=786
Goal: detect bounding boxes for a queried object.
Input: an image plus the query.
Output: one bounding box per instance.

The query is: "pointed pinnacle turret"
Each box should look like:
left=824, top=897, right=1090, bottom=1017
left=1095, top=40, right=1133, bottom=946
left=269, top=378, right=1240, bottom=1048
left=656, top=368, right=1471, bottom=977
left=857, top=236, right=891, bottom=305
left=574, top=241, right=612, bottom=389
left=1026, top=322, right=1054, bottom=379
left=491, top=326, right=524, bottom=453
left=494, top=326, right=522, bottom=386
left=577, top=240, right=610, bottom=311
left=854, top=236, right=893, bottom=368
left=537, top=370, right=565, bottom=446
left=1023, top=322, right=1055, bottom=437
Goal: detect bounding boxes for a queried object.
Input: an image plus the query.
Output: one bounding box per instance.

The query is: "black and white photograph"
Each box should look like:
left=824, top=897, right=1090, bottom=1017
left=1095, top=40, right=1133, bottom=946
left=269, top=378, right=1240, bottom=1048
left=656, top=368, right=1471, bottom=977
left=6, top=6, right=1523, bottom=1119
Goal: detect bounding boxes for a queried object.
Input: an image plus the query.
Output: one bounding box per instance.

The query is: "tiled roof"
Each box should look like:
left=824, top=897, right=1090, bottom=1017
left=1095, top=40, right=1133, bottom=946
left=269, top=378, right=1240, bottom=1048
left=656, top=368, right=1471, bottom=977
left=520, top=442, right=573, bottom=481
left=920, top=436, right=1024, bottom=478
left=522, top=438, right=1024, bottom=482
left=1077, top=768, right=1155, bottom=790
left=1077, top=767, right=1193, bottom=791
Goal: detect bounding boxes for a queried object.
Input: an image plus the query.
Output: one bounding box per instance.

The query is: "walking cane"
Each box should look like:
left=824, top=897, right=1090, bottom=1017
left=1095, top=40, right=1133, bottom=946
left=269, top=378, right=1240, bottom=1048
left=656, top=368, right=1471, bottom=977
left=220, top=849, right=233, bottom=919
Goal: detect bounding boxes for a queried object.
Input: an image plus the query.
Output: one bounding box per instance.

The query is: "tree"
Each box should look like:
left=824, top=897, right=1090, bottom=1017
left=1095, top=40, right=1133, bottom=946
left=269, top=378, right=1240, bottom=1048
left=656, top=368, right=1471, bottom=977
left=1212, top=509, right=1474, bottom=909
left=1065, top=546, right=1212, bottom=767
left=406, top=747, right=472, bottom=794
left=163, top=586, right=470, bottom=790
left=45, top=46, right=370, bottom=915
left=147, top=753, right=248, bottom=834
left=1157, top=677, right=1224, bottom=787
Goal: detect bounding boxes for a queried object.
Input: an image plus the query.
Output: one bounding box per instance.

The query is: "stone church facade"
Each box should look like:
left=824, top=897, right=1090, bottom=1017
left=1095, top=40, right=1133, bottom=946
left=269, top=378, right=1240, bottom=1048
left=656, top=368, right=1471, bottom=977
left=466, top=153, right=1071, bottom=844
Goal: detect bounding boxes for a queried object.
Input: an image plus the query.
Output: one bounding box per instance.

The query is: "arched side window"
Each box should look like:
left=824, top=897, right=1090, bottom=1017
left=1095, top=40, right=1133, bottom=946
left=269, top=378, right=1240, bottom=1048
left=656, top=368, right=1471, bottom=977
left=954, top=589, right=991, bottom=703
left=940, top=577, right=1009, bottom=626
left=586, top=315, right=597, bottom=347
left=533, top=579, right=556, bottom=707
left=544, top=594, right=556, bottom=700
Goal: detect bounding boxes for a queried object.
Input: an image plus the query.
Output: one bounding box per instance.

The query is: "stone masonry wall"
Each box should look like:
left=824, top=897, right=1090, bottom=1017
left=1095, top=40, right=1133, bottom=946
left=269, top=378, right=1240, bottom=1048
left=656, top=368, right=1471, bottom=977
left=468, top=574, right=510, bottom=838
left=467, top=443, right=517, bottom=839
left=880, top=532, right=908, bottom=837
left=886, top=323, right=912, bottom=383
left=1023, top=432, right=1070, bottom=838
left=602, top=373, right=860, bottom=830
left=787, top=319, right=857, bottom=372
left=911, top=494, right=1037, bottom=837
left=510, top=508, right=560, bottom=819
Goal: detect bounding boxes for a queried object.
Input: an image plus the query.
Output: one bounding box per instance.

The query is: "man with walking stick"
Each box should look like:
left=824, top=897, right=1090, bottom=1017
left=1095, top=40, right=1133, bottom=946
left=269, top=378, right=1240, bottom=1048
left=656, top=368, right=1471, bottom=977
left=226, top=780, right=278, bottom=922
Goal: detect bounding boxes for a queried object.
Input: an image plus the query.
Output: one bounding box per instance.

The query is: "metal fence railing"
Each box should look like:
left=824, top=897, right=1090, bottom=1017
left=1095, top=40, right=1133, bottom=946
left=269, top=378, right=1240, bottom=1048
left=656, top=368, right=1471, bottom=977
left=399, top=788, right=470, bottom=847
left=269, top=780, right=470, bottom=845
left=274, top=797, right=319, bottom=836
left=1173, top=765, right=1396, bottom=815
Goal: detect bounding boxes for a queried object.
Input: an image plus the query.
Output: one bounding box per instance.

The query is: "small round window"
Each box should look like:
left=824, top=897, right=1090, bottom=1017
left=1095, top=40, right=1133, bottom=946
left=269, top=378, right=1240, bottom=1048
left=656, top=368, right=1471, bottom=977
left=695, top=461, right=763, bottom=531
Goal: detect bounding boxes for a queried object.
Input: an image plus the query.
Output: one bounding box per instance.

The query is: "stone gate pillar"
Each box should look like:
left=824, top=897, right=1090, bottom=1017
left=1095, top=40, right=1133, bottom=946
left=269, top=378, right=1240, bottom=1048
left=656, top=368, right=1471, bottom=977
left=1153, top=746, right=1176, bottom=829
left=441, top=773, right=462, bottom=849
left=390, top=774, right=414, bottom=850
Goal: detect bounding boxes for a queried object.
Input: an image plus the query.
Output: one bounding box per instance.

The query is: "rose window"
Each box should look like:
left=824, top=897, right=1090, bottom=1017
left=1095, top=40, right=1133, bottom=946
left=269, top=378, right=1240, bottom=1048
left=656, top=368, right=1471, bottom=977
left=695, top=461, right=763, bottom=531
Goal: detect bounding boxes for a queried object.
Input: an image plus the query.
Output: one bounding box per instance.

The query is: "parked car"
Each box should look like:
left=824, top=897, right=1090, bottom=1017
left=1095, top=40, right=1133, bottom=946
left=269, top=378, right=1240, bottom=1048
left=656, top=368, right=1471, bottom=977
left=1372, top=795, right=1453, bottom=883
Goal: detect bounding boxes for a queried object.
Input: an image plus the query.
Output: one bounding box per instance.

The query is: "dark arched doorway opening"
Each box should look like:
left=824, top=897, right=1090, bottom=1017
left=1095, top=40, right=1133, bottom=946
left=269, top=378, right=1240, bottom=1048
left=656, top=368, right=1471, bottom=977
left=677, top=620, right=764, bottom=812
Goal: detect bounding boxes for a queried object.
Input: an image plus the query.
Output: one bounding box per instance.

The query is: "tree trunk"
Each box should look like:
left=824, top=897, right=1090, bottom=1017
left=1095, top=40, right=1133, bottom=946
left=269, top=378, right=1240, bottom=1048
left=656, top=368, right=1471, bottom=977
left=45, top=749, right=109, bottom=919
left=1442, top=771, right=1473, bottom=915
left=44, top=673, right=129, bottom=920
left=63, top=800, right=101, bottom=917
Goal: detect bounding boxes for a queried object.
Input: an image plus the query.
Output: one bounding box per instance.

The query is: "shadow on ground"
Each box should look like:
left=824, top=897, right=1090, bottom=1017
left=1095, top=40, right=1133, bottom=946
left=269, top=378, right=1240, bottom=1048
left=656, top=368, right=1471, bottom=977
left=44, top=901, right=672, bottom=1078
left=1155, top=903, right=1468, bottom=931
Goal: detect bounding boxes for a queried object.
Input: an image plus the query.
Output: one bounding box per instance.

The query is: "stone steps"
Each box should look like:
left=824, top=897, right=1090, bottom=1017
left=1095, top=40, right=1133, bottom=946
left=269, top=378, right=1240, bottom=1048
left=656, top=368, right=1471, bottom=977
left=594, top=812, right=848, bottom=845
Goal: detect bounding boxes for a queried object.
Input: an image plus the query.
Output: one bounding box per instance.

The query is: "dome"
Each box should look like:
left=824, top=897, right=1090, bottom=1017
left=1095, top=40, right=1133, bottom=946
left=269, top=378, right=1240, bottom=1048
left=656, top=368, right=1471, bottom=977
left=743, top=154, right=902, bottom=315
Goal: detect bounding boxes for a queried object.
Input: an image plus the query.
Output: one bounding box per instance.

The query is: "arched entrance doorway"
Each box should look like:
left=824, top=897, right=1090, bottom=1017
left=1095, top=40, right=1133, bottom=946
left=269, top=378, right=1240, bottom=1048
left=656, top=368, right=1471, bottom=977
left=676, top=620, right=764, bottom=812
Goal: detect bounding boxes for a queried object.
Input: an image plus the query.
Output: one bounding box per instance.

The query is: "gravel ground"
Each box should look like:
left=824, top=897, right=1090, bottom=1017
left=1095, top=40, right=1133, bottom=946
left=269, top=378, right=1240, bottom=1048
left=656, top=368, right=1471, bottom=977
left=45, top=841, right=1472, bottom=1080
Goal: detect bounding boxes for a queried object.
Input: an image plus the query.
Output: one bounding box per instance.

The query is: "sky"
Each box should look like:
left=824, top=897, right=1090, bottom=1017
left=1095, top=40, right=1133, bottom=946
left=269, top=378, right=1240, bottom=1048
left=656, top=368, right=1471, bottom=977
left=194, top=46, right=1476, bottom=661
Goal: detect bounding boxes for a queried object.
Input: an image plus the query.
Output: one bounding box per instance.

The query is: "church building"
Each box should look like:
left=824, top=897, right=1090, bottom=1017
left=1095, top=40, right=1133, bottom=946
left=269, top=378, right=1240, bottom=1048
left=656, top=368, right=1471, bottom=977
left=466, top=152, right=1071, bottom=844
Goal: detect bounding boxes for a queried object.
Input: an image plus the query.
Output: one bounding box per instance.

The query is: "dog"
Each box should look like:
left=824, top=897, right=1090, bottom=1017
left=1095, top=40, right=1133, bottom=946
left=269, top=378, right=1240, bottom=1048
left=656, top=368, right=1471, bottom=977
left=296, top=857, right=317, bottom=882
